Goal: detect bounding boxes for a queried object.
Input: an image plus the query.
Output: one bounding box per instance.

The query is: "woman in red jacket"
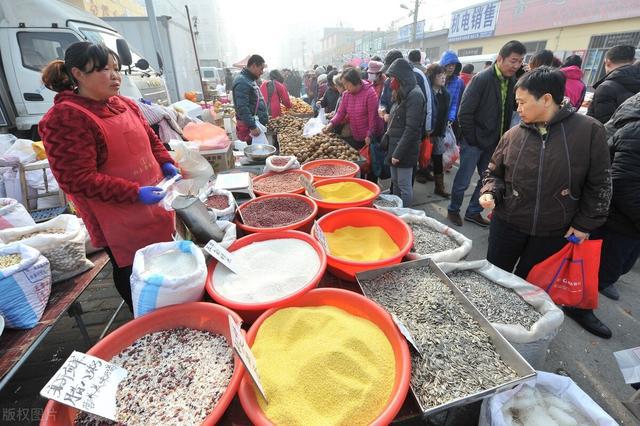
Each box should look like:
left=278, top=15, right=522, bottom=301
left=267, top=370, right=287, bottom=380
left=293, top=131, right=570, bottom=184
left=259, top=69, right=292, bottom=118
left=39, top=42, right=176, bottom=311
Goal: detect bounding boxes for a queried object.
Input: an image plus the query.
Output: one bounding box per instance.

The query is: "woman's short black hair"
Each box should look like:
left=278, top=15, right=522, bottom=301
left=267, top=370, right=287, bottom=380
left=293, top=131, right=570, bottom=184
left=515, top=66, right=566, bottom=105
left=529, top=50, right=556, bottom=69
left=269, top=69, right=284, bottom=83
left=42, top=41, right=120, bottom=92
left=562, top=55, right=582, bottom=68
left=326, top=70, right=339, bottom=88
left=426, top=63, right=446, bottom=86
left=341, top=67, right=362, bottom=86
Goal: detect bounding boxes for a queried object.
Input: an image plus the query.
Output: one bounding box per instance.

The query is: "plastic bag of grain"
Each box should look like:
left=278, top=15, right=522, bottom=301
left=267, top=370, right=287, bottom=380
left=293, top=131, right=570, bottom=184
left=130, top=240, right=207, bottom=318
left=401, top=214, right=471, bottom=263
left=264, top=155, right=300, bottom=173
left=0, top=198, right=35, bottom=230
left=438, top=260, right=563, bottom=369
left=0, top=244, right=52, bottom=329
left=479, top=371, right=617, bottom=426
left=0, top=214, right=93, bottom=283
left=202, top=187, right=235, bottom=221
left=372, top=194, right=403, bottom=210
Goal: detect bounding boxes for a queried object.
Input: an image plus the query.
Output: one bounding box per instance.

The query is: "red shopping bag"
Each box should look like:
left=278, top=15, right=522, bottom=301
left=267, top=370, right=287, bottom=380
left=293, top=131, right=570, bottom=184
left=359, top=145, right=371, bottom=174
left=418, top=136, right=433, bottom=169
left=526, top=240, right=602, bottom=309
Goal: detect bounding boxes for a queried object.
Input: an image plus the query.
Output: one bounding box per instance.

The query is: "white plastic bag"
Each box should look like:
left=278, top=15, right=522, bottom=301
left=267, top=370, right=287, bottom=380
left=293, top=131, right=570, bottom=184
left=263, top=155, right=300, bottom=173
left=130, top=240, right=207, bottom=318
left=0, top=198, right=35, bottom=230
left=0, top=244, right=52, bottom=329
left=77, top=218, right=101, bottom=255
left=400, top=214, right=472, bottom=263
left=0, top=214, right=94, bottom=283
left=0, top=134, right=16, bottom=156
left=443, top=126, right=460, bottom=170
left=438, top=260, right=564, bottom=368
left=303, top=116, right=325, bottom=138
left=3, top=139, right=36, bottom=164
left=317, top=108, right=328, bottom=125
left=216, top=220, right=237, bottom=249
left=251, top=118, right=269, bottom=145
left=202, top=187, right=235, bottom=221
left=479, top=371, right=618, bottom=426
left=169, top=140, right=214, bottom=189
left=373, top=194, right=403, bottom=210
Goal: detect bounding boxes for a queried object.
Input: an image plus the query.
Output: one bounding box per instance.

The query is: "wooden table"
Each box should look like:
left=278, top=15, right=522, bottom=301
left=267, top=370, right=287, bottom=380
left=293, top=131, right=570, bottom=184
left=0, top=251, right=110, bottom=391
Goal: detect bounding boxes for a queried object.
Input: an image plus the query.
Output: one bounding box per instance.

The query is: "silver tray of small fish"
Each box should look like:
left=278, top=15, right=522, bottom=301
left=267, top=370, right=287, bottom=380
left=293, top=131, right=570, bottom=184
left=356, top=258, right=536, bottom=417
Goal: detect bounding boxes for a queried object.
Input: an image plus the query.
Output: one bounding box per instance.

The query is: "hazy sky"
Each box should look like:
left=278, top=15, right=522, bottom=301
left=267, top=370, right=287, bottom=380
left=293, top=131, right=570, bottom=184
left=218, top=0, right=482, bottom=66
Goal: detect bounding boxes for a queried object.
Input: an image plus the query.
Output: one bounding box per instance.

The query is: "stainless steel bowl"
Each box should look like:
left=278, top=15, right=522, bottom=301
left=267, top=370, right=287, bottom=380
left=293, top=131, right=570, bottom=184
left=244, top=144, right=276, bottom=162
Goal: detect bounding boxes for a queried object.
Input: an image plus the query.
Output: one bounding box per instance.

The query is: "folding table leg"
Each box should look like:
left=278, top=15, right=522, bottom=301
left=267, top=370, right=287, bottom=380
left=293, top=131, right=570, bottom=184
left=67, top=301, right=91, bottom=347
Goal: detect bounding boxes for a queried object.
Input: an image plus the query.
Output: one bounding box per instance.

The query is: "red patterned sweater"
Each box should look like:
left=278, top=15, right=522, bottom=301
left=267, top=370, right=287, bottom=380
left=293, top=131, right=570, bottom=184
left=38, top=91, right=174, bottom=246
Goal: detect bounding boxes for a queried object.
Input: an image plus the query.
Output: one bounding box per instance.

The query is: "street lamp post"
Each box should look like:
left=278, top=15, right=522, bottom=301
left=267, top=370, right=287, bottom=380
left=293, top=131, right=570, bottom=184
left=401, top=0, right=422, bottom=44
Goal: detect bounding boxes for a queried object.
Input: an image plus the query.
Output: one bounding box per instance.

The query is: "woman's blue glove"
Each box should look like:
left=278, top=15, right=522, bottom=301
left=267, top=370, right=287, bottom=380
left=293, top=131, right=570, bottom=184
left=161, top=163, right=180, bottom=178
left=139, top=186, right=165, bottom=204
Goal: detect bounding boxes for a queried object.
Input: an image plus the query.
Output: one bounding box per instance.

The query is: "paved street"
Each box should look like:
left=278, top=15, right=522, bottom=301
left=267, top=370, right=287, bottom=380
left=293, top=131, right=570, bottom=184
left=0, top=169, right=638, bottom=425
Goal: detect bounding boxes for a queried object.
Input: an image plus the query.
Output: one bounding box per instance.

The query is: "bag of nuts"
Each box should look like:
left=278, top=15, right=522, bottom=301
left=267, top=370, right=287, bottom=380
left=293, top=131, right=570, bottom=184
left=264, top=155, right=300, bottom=173
left=0, top=243, right=52, bottom=329
left=0, top=214, right=93, bottom=283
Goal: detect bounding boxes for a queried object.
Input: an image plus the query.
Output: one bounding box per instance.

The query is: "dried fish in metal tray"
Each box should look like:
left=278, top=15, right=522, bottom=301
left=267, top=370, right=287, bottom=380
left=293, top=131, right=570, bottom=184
left=356, top=258, right=536, bottom=417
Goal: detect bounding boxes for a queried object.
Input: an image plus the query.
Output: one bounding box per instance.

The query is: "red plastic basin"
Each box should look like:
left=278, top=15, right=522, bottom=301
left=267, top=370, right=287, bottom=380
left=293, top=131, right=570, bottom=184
left=40, top=303, right=244, bottom=426
left=306, top=177, right=381, bottom=216
left=313, top=207, right=413, bottom=281
left=237, top=288, right=411, bottom=426
left=206, top=230, right=327, bottom=323
left=301, top=159, right=360, bottom=182
left=251, top=169, right=313, bottom=196
left=235, top=193, right=318, bottom=235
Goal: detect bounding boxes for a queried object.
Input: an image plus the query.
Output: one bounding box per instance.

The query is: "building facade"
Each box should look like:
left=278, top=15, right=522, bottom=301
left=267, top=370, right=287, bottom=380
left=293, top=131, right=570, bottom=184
left=448, top=0, right=640, bottom=86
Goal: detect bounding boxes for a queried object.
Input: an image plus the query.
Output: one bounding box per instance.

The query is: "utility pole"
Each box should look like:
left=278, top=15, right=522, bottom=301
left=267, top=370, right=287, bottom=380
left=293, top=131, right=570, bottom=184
left=411, top=0, right=421, bottom=44
left=185, top=5, right=208, bottom=106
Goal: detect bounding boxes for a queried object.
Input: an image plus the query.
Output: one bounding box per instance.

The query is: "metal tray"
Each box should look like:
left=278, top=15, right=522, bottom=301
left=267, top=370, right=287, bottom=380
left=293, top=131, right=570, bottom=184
left=356, top=258, right=536, bottom=418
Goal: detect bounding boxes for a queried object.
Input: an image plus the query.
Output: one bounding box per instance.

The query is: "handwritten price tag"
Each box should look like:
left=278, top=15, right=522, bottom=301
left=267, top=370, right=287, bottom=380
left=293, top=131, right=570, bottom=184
left=313, top=221, right=330, bottom=254
left=391, top=314, right=423, bottom=356
left=299, top=175, right=322, bottom=199
left=40, top=351, right=127, bottom=421
left=228, top=316, right=268, bottom=402
left=205, top=239, right=240, bottom=274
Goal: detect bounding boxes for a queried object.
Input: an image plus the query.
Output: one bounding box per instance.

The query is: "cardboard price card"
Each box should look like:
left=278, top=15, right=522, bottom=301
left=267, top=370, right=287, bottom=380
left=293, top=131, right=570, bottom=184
left=205, top=239, right=240, bottom=274
left=228, top=316, right=268, bottom=402
left=40, top=351, right=127, bottom=421
left=313, top=221, right=330, bottom=254
left=299, top=175, right=322, bottom=199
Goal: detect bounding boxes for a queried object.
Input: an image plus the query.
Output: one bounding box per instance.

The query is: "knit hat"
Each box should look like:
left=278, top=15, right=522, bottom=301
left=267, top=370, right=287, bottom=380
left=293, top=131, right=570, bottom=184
left=382, top=50, right=404, bottom=73
left=367, top=61, right=384, bottom=74
left=317, top=74, right=328, bottom=84
left=315, top=66, right=326, bottom=76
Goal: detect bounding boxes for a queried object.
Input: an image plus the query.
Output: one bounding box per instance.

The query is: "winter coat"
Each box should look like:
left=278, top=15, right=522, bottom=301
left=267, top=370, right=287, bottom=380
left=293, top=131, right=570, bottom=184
left=383, top=59, right=426, bottom=168
left=603, top=93, right=640, bottom=237
left=232, top=68, right=268, bottom=128
left=481, top=104, right=611, bottom=236
left=431, top=88, right=451, bottom=139
left=460, top=72, right=473, bottom=87
left=260, top=80, right=292, bottom=119
left=320, top=87, right=340, bottom=113
left=285, top=72, right=302, bottom=97
left=38, top=91, right=174, bottom=242
left=587, top=62, right=640, bottom=124
left=413, top=66, right=433, bottom=133
left=440, top=50, right=465, bottom=122
left=330, top=80, right=384, bottom=142
left=458, top=65, right=516, bottom=152
left=560, top=66, right=587, bottom=109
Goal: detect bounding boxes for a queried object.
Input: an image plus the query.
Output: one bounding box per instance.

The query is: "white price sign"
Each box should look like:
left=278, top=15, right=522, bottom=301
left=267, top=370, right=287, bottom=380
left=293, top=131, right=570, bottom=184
left=299, top=175, right=322, bottom=199
left=391, top=314, right=423, bottom=356
left=228, top=316, right=268, bottom=402
left=313, top=221, right=330, bottom=254
left=40, top=351, right=128, bottom=421
left=205, top=239, right=240, bottom=274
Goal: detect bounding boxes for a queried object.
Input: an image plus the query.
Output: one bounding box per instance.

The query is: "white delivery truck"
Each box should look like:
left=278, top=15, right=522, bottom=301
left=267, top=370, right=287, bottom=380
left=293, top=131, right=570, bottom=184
left=0, top=0, right=170, bottom=138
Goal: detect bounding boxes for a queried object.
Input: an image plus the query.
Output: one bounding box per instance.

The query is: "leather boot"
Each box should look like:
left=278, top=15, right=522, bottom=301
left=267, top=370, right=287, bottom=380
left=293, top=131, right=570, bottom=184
left=434, top=174, right=450, bottom=198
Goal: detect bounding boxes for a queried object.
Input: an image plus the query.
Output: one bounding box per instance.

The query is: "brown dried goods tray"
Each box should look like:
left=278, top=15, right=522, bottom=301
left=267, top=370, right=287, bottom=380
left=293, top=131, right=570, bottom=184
left=355, top=258, right=536, bottom=418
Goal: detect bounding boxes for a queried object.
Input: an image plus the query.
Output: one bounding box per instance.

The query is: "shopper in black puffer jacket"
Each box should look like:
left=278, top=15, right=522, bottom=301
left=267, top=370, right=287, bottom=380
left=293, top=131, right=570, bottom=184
left=587, top=45, right=640, bottom=124
left=589, top=93, right=640, bottom=305
left=383, top=58, right=426, bottom=207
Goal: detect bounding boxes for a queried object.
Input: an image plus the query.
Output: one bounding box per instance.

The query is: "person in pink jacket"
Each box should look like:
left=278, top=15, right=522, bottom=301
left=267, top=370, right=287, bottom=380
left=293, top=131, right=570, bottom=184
left=322, top=67, right=383, bottom=150
left=561, top=55, right=587, bottom=109
left=259, top=69, right=292, bottom=118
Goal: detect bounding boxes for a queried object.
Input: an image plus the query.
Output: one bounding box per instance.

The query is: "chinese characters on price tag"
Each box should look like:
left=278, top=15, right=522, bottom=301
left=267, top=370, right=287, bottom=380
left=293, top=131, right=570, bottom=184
left=228, top=315, right=268, bottom=402
left=205, top=239, right=241, bottom=274
left=299, top=176, right=322, bottom=199
left=40, top=351, right=127, bottom=421
left=313, top=221, right=331, bottom=254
